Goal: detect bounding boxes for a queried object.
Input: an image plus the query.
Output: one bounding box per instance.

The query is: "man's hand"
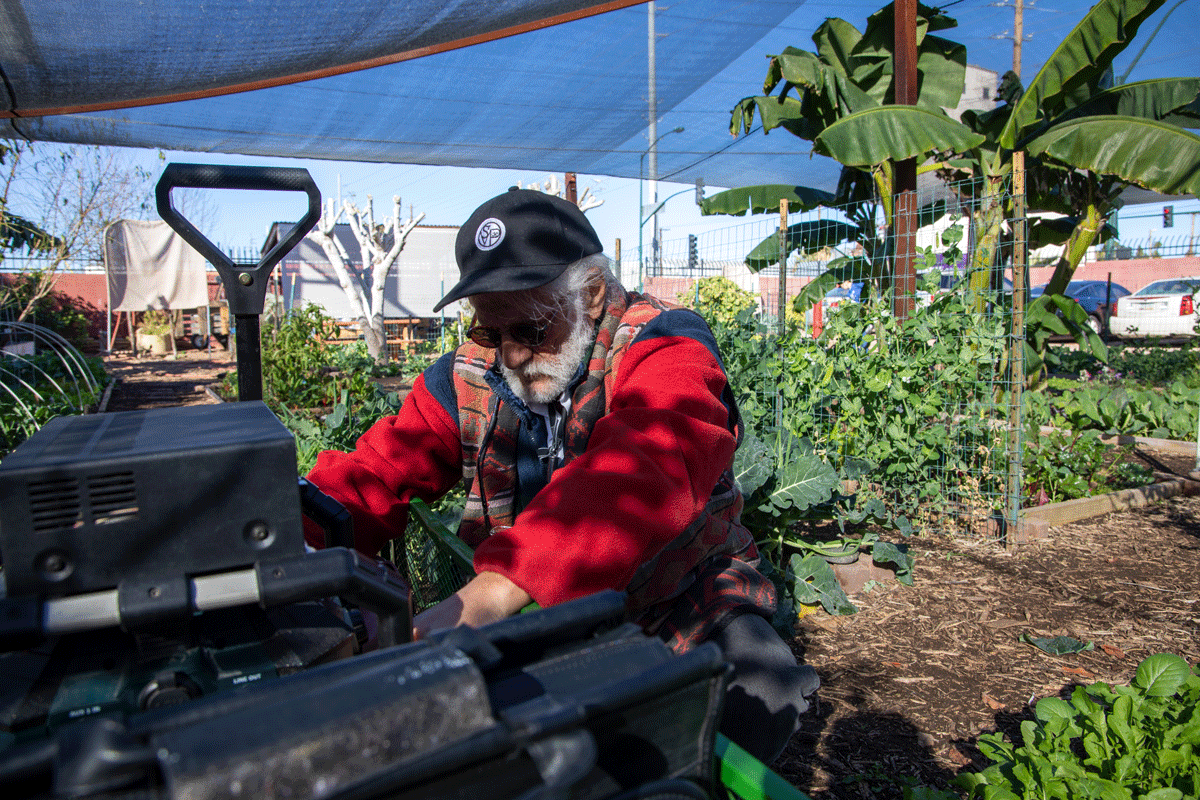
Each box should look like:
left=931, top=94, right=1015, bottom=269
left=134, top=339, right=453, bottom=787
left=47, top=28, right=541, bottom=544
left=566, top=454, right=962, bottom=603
left=412, top=571, right=532, bottom=640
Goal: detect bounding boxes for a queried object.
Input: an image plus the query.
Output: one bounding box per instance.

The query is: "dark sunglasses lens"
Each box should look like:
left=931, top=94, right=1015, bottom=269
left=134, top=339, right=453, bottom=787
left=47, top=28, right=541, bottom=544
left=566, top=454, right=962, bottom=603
left=468, top=326, right=501, bottom=348
left=509, top=322, right=548, bottom=348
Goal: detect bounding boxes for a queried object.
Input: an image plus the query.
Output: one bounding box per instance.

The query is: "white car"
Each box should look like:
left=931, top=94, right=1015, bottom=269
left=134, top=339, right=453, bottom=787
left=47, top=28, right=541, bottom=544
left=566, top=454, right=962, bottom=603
left=1110, top=276, right=1200, bottom=339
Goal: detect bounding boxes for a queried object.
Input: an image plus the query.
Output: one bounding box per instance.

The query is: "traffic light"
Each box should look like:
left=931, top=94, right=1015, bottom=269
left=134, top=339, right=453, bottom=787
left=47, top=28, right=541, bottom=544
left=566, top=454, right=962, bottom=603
left=694, top=178, right=705, bottom=205
left=1164, top=205, right=1174, bottom=228
left=687, top=234, right=698, bottom=269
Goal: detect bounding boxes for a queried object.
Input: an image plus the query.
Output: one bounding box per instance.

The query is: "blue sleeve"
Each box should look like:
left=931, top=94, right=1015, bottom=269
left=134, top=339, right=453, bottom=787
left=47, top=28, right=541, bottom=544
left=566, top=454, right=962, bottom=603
left=631, top=307, right=725, bottom=368
left=422, top=350, right=459, bottom=427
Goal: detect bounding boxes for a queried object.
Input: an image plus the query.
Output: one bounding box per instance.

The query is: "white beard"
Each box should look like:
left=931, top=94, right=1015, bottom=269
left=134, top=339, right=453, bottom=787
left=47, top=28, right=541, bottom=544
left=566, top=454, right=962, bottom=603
left=501, top=309, right=595, bottom=405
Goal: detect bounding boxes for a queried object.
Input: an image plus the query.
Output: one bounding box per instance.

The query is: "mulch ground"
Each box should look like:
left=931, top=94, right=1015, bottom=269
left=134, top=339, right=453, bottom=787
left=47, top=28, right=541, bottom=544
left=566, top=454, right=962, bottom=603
left=100, top=348, right=1200, bottom=799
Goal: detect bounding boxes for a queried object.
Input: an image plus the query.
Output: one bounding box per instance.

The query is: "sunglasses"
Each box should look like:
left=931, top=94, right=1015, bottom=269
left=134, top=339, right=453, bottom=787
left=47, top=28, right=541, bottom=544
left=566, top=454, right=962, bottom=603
left=466, top=320, right=552, bottom=349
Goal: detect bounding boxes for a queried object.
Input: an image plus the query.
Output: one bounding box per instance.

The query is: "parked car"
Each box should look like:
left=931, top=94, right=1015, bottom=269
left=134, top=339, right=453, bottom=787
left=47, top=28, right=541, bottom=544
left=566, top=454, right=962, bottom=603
left=822, top=281, right=863, bottom=313
left=1029, top=279, right=1131, bottom=335
left=1110, top=276, right=1200, bottom=339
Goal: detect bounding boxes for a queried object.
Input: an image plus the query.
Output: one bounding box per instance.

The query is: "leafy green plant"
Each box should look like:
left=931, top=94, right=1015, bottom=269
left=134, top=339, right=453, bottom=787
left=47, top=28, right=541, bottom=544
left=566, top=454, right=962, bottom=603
left=0, top=335, right=107, bottom=458
left=137, top=309, right=173, bottom=336
left=1022, top=428, right=1155, bottom=505
left=1050, top=344, right=1200, bottom=390
left=678, top=276, right=758, bottom=326
left=284, top=386, right=403, bottom=474
left=955, top=653, right=1200, bottom=800
left=1025, top=379, right=1198, bottom=442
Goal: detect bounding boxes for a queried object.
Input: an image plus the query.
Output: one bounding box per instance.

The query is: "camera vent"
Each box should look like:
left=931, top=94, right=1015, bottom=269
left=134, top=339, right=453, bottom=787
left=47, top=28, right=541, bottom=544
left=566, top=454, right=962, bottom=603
left=28, top=477, right=83, bottom=532
left=88, top=472, right=138, bottom=525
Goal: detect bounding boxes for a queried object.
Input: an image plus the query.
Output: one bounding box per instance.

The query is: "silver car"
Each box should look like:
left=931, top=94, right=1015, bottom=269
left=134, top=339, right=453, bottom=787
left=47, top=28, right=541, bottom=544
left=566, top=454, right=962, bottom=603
left=1110, top=276, right=1200, bottom=339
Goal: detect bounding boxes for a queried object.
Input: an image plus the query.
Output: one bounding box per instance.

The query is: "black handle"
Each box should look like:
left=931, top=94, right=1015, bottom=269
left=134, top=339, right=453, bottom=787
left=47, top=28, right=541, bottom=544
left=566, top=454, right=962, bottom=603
left=155, top=164, right=320, bottom=315
left=155, top=164, right=321, bottom=401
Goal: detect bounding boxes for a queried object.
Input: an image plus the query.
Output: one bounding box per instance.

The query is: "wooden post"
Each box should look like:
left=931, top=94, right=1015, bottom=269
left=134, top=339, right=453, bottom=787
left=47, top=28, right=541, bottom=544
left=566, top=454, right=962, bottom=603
left=565, top=173, right=577, bottom=205
left=1008, top=151, right=1027, bottom=547
left=893, top=0, right=918, bottom=323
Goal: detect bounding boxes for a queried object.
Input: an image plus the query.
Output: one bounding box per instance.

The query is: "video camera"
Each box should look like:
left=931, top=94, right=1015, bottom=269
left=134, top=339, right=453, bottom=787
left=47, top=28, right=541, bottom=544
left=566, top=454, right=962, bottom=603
left=0, top=166, right=732, bottom=800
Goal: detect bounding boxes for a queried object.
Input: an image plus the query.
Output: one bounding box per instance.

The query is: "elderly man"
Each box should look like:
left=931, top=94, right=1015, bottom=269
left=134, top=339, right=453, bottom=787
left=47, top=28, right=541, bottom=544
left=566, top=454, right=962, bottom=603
left=304, top=187, right=818, bottom=763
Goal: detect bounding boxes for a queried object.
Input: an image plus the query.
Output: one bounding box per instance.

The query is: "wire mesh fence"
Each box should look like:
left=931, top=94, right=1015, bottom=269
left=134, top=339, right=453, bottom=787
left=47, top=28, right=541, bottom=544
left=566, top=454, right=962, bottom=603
left=648, top=174, right=1026, bottom=542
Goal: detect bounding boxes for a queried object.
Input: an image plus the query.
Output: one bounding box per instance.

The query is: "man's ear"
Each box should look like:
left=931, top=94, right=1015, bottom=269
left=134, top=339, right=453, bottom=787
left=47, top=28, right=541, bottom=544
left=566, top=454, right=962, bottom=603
left=584, top=272, right=607, bottom=321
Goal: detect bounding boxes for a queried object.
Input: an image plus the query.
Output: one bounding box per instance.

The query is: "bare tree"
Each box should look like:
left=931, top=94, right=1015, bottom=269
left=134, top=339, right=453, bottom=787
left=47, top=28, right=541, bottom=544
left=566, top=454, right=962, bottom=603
left=310, top=194, right=425, bottom=364
left=517, top=174, right=604, bottom=212
left=0, top=141, right=154, bottom=321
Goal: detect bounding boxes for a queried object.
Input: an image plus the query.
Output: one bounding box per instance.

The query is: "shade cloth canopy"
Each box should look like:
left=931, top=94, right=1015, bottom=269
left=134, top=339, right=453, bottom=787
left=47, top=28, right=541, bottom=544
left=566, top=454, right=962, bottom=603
left=0, top=0, right=828, bottom=190
left=1, top=1, right=1193, bottom=195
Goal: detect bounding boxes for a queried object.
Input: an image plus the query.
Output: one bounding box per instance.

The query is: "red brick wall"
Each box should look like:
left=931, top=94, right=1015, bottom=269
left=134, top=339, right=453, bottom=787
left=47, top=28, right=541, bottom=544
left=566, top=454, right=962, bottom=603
left=1029, top=256, right=1200, bottom=294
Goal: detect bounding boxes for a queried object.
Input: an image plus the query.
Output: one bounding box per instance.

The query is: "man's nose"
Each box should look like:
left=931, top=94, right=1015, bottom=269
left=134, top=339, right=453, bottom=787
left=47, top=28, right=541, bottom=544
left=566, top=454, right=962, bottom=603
left=500, top=338, right=534, bottom=369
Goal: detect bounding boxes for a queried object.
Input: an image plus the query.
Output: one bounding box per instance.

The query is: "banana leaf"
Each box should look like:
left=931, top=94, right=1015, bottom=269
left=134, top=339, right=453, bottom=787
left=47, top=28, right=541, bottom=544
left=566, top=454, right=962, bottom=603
left=814, top=106, right=985, bottom=168
left=743, top=219, right=861, bottom=271
left=914, top=35, right=967, bottom=111
left=792, top=255, right=884, bottom=312
left=1056, top=77, right=1200, bottom=126
left=1025, top=116, right=1200, bottom=198
left=701, top=184, right=836, bottom=217
left=1001, top=0, right=1165, bottom=149
left=729, top=94, right=823, bottom=139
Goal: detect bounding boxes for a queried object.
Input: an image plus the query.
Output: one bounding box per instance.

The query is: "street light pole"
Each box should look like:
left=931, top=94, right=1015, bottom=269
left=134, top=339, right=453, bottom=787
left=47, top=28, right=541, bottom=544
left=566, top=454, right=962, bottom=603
left=638, top=125, right=684, bottom=291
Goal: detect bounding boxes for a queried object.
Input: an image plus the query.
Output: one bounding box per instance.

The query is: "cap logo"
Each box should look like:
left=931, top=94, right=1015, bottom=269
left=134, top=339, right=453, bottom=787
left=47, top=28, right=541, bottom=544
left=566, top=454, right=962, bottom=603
left=475, top=218, right=505, bottom=251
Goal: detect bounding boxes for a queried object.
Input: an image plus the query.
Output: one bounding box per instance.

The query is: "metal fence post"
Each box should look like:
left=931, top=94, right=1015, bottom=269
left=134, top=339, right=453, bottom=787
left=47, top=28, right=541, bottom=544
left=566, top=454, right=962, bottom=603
left=777, top=199, right=789, bottom=432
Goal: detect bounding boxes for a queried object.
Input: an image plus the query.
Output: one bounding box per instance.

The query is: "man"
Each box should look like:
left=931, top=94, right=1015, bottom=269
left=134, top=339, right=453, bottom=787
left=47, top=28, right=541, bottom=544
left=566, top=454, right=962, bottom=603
left=304, top=188, right=818, bottom=763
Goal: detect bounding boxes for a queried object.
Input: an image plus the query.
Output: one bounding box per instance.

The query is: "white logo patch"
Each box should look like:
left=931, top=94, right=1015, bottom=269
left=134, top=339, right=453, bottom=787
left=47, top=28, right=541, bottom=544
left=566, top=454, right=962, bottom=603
left=475, top=218, right=505, bottom=251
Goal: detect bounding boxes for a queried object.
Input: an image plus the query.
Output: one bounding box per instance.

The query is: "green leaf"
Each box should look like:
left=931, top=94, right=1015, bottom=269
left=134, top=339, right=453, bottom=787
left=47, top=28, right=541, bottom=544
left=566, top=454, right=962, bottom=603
left=732, top=94, right=826, bottom=139
left=700, top=184, right=836, bottom=217
left=1020, top=633, right=1094, bottom=655
left=914, top=35, right=968, bottom=111
left=1001, top=0, right=1166, bottom=148
left=1133, top=652, right=1192, bottom=698
left=1025, top=116, right=1200, bottom=197
left=1059, top=77, right=1200, bottom=125
left=1142, top=790, right=1184, bottom=800
left=790, top=553, right=857, bottom=615
left=811, top=17, right=862, bottom=78
left=871, top=540, right=913, bottom=585
left=743, top=219, right=861, bottom=270
left=814, top=106, right=985, bottom=167
left=774, top=47, right=832, bottom=92
left=769, top=452, right=841, bottom=512
left=733, top=430, right=774, bottom=497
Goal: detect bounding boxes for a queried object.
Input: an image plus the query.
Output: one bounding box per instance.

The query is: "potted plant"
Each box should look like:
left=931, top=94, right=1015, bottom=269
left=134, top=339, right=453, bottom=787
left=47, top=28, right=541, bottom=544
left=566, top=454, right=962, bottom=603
left=136, top=310, right=174, bottom=355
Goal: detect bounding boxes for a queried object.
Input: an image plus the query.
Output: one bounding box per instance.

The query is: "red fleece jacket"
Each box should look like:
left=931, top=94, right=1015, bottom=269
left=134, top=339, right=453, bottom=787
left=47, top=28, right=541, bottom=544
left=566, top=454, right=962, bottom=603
left=304, top=330, right=738, bottom=610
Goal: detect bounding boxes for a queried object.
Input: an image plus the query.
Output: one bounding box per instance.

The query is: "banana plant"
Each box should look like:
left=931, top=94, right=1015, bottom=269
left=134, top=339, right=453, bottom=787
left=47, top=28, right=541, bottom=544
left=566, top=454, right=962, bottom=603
left=712, top=2, right=986, bottom=312
left=720, top=0, right=1200, bottom=380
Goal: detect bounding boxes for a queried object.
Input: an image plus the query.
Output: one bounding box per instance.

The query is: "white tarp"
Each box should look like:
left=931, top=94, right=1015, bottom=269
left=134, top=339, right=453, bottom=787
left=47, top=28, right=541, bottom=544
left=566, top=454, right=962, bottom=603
left=104, top=219, right=209, bottom=311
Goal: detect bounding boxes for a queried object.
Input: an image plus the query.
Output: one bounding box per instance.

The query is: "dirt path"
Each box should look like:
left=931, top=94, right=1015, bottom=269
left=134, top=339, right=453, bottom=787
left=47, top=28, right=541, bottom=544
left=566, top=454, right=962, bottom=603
left=100, top=348, right=234, bottom=412
left=98, top=351, right=1200, bottom=799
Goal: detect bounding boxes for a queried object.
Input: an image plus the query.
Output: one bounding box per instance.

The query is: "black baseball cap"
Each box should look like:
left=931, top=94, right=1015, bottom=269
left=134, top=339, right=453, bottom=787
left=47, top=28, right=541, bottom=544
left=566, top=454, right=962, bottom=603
left=433, top=187, right=604, bottom=312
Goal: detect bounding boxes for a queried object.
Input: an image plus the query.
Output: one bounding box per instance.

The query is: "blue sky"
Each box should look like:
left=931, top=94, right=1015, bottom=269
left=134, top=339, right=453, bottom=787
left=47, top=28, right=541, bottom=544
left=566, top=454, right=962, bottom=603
left=139, top=0, right=1198, bottom=267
